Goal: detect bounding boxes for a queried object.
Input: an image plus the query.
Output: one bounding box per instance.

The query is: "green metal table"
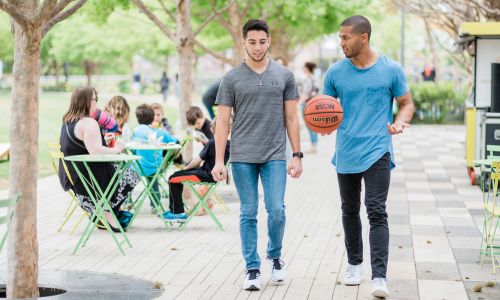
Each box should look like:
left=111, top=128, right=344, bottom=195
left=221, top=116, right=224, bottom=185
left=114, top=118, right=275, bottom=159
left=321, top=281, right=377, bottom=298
left=125, top=142, right=182, bottom=228
left=65, top=153, right=140, bottom=255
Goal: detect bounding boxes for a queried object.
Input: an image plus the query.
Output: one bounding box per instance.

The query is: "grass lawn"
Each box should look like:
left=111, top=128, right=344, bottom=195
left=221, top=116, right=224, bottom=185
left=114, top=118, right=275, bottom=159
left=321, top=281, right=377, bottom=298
left=0, top=91, right=179, bottom=190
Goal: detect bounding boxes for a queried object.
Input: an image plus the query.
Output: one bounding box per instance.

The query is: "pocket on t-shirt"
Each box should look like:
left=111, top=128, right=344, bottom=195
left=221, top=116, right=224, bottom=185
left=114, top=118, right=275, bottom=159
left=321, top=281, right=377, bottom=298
left=366, top=87, right=385, bottom=109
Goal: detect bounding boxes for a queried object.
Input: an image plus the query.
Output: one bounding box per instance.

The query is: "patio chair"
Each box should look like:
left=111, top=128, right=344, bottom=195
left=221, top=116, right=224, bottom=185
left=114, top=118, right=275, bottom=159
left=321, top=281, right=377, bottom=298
left=0, top=196, right=19, bottom=253
left=48, top=142, right=88, bottom=234
left=479, top=160, right=500, bottom=273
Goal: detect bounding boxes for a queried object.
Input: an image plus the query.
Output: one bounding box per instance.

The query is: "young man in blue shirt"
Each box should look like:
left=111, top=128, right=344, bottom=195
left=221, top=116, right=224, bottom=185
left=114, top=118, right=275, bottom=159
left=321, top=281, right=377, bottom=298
left=323, top=15, right=415, bottom=298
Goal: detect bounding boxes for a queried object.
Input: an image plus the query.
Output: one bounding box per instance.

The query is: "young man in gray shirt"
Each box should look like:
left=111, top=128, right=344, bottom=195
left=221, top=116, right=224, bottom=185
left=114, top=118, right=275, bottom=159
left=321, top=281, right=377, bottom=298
left=211, top=19, right=303, bottom=291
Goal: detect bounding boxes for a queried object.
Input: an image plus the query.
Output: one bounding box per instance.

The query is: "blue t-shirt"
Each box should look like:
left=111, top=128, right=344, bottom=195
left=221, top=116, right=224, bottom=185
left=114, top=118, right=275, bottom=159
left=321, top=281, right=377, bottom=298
left=132, top=124, right=178, bottom=176
left=323, top=54, right=408, bottom=174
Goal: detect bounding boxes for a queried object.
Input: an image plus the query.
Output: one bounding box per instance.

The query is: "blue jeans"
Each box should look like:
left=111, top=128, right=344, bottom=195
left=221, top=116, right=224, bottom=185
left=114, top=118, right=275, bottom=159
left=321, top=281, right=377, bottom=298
left=232, top=160, right=287, bottom=270
left=301, top=103, right=318, bottom=145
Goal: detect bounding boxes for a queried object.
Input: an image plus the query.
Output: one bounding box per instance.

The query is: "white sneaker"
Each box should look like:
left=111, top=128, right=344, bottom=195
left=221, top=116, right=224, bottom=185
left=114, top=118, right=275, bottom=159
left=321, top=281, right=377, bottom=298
left=268, top=258, right=286, bottom=282
left=343, top=263, right=362, bottom=285
left=243, top=269, right=261, bottom=291
left=371, top=278, right=389, bottom=298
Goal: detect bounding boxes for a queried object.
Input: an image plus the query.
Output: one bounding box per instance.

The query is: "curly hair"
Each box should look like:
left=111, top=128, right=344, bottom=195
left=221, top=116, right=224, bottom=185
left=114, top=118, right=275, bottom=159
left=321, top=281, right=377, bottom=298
left=104, top=95, right=130, bottom=129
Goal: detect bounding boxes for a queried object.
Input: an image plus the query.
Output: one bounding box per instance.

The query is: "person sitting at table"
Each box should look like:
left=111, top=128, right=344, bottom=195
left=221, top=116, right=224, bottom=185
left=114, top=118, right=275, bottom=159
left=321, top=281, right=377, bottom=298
left=163, top=116, right=230, bottom=222
left=186, top=106, right=213, bottom=145
left=132, top=104, right=178, bottom=211
left=58, top=86, right=139, bottom=232
left=104, top=95, right=131, bottom=134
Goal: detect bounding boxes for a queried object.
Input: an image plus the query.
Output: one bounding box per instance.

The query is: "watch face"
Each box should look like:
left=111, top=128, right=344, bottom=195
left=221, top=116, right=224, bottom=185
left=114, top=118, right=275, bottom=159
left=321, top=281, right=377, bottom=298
left=293, top=152, right=303, bottom=158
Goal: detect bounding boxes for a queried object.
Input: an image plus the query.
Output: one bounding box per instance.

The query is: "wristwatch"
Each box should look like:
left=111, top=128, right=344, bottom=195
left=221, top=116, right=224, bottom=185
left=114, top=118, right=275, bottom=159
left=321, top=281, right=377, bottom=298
left=292, top=152, right=304, bottom=159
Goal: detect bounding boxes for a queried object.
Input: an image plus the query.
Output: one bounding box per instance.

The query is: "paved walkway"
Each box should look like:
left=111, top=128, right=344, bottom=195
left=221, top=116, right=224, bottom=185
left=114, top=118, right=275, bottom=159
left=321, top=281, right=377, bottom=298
left=1, top=125, right=499, bottom=299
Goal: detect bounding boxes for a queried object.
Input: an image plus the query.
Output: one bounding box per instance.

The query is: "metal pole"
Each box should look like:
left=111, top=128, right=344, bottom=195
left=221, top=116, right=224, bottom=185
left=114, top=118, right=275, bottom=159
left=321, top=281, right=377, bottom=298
left=400, top=8, right=405, bottom=69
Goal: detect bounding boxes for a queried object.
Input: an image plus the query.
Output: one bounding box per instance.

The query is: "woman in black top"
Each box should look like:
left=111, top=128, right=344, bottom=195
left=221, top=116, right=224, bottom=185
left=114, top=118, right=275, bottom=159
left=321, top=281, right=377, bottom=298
left=59, top=87, right=139, bottom=230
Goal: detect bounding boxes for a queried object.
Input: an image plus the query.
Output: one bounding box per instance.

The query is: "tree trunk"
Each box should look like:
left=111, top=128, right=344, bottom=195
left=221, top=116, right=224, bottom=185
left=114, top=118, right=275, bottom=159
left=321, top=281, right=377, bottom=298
left=269, top=28, right=291, bottom=65
left=7, top=21, right=41, bottom=299
left=83, top=60, right=93, bottom=86
left=53, top=58, right=60, bottom=86
left=228, top=3, right=244, bottom=65
left=177, top=0, right=194, bottom=160
left=424, top=20, right=440, bottom=81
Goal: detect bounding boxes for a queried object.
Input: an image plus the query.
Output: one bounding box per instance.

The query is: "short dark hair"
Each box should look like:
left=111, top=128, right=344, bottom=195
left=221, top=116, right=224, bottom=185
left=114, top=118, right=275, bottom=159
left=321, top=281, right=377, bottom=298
left=243, top=19, right=269, bottom=39
left=341, top=15, right=371, bottom=41
left=304, top=62, right=316, bottom=73
left=135, top=104, right=155, bottom=125
left=186, top=106, right=204, bottom=125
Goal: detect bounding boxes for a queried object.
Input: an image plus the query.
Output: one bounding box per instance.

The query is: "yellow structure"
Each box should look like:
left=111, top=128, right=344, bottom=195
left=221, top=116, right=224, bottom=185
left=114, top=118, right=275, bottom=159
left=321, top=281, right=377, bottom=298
left=458, top=23, right=500, bottom=184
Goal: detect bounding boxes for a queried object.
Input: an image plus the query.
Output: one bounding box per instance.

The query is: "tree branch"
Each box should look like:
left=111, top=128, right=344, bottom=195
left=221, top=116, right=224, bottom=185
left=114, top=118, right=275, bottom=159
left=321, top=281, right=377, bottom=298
left=0, top=0, right=29, bottom=31
left=42, top=0, right=87, bottom=36
left=35, top=0, right=58, bottom=24
left=194, top=40, right=232, bottom=65
left=194, top=0, right=235, bottom=37
left=132, top=0, right=175, bottom=40
left=156, top=0, right=176, bottom=23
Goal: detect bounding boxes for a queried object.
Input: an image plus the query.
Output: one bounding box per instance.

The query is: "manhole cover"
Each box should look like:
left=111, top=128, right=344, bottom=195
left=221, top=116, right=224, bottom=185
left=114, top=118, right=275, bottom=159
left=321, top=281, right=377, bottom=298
left=0, top=270, right=164, bottom=299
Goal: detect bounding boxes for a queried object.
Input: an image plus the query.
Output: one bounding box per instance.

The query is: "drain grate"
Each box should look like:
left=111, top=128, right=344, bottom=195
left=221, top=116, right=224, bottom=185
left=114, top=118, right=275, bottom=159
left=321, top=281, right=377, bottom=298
left=70, top=287, right=164, bottom=296
left=0, top=270, right=165, bottom=299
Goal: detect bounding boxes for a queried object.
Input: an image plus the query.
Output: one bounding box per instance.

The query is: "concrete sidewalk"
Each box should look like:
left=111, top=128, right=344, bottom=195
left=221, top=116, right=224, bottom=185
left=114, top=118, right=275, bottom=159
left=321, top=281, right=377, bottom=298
left=1, top=125, right=499, bottom=299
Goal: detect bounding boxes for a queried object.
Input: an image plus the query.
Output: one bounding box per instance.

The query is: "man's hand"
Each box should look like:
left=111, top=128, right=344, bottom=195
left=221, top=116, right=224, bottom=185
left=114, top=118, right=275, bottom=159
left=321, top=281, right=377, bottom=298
left=211, top=162, right=227, bottom=182
left=287, top=157, right=303, bottom=178
left=387, top=121, right=410, bottom=135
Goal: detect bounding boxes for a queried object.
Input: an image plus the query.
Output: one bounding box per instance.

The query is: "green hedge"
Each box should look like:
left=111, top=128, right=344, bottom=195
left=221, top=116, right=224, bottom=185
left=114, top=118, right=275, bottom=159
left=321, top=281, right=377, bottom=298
left=409, top=81, right=467, bottom=124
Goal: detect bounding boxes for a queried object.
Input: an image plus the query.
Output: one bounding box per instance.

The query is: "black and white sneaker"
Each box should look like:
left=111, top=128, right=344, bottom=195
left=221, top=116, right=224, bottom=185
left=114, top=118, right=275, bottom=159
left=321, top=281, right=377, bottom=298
left=243, top=269, right=261, bottom=291
left=268, top=258, right=286, bottom=282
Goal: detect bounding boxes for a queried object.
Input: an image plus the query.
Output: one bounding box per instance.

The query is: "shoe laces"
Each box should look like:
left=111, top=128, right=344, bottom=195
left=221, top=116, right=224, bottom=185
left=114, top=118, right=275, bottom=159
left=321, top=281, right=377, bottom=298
left=246, top=269, right=260, bottom=280
left=271, top=258, right=284, bottom=270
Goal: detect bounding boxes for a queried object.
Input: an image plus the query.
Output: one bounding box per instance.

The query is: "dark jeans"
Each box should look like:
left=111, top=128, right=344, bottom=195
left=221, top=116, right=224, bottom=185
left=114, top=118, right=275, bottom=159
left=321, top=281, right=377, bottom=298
left=337, top=152, right=390, bottom=279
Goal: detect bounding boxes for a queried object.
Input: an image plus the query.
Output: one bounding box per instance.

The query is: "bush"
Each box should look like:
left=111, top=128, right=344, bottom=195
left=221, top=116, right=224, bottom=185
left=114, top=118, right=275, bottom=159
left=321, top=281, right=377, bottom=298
left=118, top=80, right=129, bottom=93
left=410, top=81, right=466, bottom=124
left=41, top=82, right=71, bottom=92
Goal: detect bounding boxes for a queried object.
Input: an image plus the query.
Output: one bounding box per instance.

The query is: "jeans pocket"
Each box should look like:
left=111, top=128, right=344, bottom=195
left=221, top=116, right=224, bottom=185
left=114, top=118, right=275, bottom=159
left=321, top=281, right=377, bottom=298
left=366, top=87, right=385, bottom=109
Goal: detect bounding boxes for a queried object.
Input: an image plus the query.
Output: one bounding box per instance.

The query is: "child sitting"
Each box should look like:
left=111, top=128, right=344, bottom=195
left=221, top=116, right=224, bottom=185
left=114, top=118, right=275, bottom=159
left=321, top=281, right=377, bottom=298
left=92, top=108, right=119, bottom=133
left=132, top=104, right=178, bottom=210
left=186, top=106, right=213, bottom=144
left=163, top=117, right=230, bottom=222
left=151, top=103, right=175, bottom=135
left=104, top=95, right=131, bottom=134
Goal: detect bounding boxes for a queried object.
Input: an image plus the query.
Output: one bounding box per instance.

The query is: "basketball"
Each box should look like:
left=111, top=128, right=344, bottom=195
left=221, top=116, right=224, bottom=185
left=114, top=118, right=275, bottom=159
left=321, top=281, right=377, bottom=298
left=303, top=95, right=343, bottom=134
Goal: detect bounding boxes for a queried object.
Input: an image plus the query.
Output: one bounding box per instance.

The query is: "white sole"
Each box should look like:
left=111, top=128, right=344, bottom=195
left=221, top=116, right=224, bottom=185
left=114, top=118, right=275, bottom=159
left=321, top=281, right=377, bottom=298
left=372, top=290, right=389, bottom=298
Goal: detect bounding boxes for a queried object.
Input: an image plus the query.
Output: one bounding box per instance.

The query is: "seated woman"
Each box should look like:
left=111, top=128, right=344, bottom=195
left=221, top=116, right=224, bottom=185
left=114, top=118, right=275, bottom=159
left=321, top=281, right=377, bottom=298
left=58, top=87, right=139, bottom=231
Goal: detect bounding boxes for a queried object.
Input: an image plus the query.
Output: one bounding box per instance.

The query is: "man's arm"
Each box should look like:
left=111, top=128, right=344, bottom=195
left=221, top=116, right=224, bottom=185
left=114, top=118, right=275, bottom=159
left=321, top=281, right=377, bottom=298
left=284, top=100, right=303, bottom=178
left=387, top=92, right=415, bottom=135
left=211, top=105, right=232, bottom=181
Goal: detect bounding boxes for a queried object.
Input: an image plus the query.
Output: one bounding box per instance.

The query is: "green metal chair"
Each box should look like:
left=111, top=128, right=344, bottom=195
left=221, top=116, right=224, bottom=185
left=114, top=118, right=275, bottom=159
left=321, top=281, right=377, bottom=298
left=479, top=160, right=500, bottom=273
left=0, top=196, right=19, bottom=253
left=48, top=142, right=88, bottom=234
left=179, top=162, right=231, bottom=230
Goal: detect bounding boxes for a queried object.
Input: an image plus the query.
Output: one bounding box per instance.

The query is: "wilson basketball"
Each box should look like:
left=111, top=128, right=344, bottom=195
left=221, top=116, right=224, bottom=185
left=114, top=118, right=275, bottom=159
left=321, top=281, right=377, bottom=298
left=304, top=95, right=343, bottom=134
